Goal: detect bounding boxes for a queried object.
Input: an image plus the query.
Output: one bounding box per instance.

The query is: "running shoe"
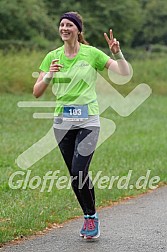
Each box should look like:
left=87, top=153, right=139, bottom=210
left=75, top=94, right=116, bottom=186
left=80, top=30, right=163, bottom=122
left=80, top=216, right=88, bottom=237
left=84, top=216, right=100, bottom=239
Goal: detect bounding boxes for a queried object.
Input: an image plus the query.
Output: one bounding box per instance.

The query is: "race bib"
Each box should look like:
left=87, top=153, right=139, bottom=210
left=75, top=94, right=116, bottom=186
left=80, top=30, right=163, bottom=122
left=63, top=105, right=88, bottom=121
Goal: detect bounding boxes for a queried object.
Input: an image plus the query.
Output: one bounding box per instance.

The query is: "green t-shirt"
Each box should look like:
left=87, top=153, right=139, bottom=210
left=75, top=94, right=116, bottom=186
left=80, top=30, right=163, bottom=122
left=39, top=44, right=110, bottom=116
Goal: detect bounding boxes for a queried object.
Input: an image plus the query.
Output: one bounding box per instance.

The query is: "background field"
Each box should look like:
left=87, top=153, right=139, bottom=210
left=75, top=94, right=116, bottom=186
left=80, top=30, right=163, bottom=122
left=0, top=51, right=167, bottom=245
left=1, top=0, right=167, bottom=246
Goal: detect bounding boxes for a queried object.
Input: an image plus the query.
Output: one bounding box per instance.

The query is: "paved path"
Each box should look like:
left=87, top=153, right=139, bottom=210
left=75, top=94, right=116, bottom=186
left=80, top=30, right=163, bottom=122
left=1, top=186, right=167, bottom=252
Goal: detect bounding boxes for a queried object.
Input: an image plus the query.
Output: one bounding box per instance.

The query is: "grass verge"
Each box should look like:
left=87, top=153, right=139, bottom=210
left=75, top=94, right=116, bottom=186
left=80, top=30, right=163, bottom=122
left=0, top=92, right=167, bottom=244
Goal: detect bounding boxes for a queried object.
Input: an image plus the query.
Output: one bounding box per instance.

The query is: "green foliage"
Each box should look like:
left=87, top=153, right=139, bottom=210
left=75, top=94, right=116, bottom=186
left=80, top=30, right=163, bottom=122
left=0, top=0, right=56, bottom=41
left=82, top=0, right=143, bottom=47
left=0, top=50, right=45, bottom=93
left=43, top=0, right=143, bottom=47
left=0, top=49, right=166, bottom=95
left=151, top=44, right=167, bottom=53
left=143, top=0, right=167, bottom=44
left=0, top=0, right=166, bottom=50
left=133, top=0, right=167, bottom=46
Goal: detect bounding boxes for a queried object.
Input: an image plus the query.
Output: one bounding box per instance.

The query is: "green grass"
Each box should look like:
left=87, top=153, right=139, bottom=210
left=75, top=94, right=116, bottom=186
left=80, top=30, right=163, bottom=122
left=101, top=55, right=167, bottom=96
left=0, top=49, right=167, bottom=95
left=0, top=51, right=167, bottom=244
left=0, top=91, right=167, bottom=244
left=0, top=50, right=45, bottom=93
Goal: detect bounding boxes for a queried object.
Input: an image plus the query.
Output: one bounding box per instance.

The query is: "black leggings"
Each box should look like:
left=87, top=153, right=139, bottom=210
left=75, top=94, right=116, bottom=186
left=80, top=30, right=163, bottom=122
left=53, top=126, right=100, bottom=215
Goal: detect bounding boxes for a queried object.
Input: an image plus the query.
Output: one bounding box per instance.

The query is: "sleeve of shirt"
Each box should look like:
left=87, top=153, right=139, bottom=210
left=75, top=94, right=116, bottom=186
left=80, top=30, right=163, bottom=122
left=92, top=47, right=110, bottom=71
left=39, top=52, right=52, bottom=72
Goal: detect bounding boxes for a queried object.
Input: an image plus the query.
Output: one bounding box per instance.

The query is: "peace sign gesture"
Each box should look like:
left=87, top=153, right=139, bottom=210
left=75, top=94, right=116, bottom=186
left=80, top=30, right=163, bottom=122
left=104, top=29, right=120, bottom=54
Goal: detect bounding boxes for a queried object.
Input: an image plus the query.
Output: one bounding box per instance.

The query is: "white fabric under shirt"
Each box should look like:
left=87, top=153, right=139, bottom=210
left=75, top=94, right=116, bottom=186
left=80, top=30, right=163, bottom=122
left=53, top=115, right=100, bottom=130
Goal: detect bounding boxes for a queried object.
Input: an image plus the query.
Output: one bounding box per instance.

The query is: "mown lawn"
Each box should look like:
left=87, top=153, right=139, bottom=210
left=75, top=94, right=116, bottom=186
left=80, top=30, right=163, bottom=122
left=0, top=91, right=167, bottom=244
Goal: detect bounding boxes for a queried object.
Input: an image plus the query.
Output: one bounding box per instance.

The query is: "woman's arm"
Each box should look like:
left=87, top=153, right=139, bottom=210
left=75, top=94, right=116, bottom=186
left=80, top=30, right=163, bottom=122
left=33, top=59, right=63, bottom=98
left=104, top=29, right=130, bottom=76
left=33, top=71, right=49, bottom=98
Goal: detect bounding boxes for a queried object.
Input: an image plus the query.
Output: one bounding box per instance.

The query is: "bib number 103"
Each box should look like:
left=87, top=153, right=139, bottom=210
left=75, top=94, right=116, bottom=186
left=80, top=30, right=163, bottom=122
left=69, top=108, right=81, bottom=116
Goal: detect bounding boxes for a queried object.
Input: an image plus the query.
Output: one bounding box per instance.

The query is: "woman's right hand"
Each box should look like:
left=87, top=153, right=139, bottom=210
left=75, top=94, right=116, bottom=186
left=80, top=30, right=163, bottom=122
left=49, top=59, right=63, bottom=76
left=33, top=59, right=63, bottom=98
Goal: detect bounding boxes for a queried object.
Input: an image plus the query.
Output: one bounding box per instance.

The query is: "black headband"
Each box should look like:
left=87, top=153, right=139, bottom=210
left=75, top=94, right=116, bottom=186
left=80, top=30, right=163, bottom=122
left=59, top=13, right=82, bottom=32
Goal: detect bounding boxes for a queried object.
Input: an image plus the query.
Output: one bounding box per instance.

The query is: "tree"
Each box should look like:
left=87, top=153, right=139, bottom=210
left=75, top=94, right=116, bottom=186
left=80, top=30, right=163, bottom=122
left=82, top=0, right=143, bottom=48
left=44, top=0, right=143, bottom=47
left=142, top=0, right=167, bottom=44
left=0, top=0, right=56, bottom=41
left=1, top=0, right=166, bottom=50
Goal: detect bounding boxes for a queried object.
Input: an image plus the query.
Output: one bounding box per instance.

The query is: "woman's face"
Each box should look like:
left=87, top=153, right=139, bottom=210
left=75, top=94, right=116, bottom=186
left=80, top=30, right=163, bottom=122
left=59, top=19, right=79, bottom=42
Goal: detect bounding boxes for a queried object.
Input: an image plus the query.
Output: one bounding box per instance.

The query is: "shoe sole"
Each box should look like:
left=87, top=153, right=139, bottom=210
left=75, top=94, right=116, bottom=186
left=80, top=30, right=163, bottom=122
left=84, top=231, right=100, bottom=240
left=80, top=233, right=86, bottom=238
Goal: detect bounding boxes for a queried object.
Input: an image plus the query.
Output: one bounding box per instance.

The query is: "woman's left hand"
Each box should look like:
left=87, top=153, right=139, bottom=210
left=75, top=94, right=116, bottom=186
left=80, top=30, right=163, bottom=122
left=104, top=29, right=120, bottom=54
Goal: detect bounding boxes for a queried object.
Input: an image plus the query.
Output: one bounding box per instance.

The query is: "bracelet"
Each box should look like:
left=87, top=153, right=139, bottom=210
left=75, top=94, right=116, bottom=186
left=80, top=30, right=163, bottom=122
left=43, top=73, right=53, bottom=85
left=112, top=50, right=124, bottom=60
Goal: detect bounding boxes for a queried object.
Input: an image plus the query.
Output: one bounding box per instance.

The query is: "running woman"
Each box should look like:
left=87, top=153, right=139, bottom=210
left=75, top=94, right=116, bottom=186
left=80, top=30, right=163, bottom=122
left=33, top=11, right=129, bottom=239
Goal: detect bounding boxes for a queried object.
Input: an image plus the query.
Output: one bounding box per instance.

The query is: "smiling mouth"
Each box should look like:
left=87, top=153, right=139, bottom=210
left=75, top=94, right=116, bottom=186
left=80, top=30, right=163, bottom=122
left=62, top=33, right=70, bottom=36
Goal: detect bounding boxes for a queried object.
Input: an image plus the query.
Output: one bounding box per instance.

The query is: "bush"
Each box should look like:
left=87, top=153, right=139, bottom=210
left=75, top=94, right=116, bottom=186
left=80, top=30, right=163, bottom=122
left=150, top=44, right=167, bottom=53
left=0, top=39, right=60, bottom=53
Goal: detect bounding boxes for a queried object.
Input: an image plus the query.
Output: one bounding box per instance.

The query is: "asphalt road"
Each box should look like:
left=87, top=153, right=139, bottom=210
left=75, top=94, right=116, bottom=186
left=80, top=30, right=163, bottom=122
left=1, top=186, right=167, bottom=252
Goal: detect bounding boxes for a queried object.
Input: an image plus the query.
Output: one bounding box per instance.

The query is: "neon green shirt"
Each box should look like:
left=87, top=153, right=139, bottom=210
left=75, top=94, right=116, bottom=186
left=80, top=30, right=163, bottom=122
left=39, top=44, right=110, bottom=116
